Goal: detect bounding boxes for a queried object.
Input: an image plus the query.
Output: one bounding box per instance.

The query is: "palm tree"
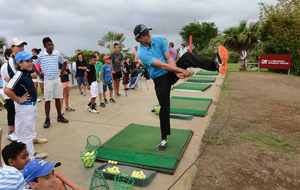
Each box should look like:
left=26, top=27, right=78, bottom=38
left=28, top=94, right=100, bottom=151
left=224, top=21, right=259, bottom=70
left=101, top=32, right=126, bottom=51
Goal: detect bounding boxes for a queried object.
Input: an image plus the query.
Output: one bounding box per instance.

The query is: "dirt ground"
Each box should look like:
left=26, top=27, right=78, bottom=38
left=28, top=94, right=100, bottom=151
left=191, top=72, right=300, bottom=190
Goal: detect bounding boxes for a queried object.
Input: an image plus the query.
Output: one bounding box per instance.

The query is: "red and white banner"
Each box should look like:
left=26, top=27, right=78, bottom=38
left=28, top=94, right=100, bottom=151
left=259, top=54, right=292, bottom=70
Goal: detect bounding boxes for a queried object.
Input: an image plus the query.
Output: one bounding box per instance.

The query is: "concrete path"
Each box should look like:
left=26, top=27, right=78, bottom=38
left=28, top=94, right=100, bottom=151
left=0, top=72, right=224, bottom=190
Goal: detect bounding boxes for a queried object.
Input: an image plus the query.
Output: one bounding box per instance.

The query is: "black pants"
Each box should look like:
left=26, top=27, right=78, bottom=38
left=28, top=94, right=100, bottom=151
left=154, top=52, right=218, bottom=140
left=4, top=99, right=15, bottom=126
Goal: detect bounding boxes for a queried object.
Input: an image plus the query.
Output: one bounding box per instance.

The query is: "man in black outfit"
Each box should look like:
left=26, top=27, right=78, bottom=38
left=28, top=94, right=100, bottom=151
left=134, top=24, right=224, bottom=150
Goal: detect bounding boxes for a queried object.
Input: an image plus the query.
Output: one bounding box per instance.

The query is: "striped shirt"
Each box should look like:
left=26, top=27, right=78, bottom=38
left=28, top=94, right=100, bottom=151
left=37, top=50, right=64, bottom=80
left=0, top=166, right=26, bottom=190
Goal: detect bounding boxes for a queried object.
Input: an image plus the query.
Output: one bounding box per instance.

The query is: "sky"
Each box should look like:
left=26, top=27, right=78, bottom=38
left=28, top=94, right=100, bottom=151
left=0, top=0, right=277, bottom=56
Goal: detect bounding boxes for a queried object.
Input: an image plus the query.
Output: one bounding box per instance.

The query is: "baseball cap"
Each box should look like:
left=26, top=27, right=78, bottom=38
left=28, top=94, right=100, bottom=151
left=103, top=55, right=111, bottom=60
left=32, top=48, right=42, bottom=53
left=22, top=159, right=61, bottom=183
left=133, top=24, right=152, bottom=39
left=10, top=38, right=27, bottom=47
left=15, top=51, right=33, bottom=63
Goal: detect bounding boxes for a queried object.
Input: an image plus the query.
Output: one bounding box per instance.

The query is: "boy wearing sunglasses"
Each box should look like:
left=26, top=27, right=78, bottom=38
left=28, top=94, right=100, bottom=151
left=4, top=51, right=47, bottom=159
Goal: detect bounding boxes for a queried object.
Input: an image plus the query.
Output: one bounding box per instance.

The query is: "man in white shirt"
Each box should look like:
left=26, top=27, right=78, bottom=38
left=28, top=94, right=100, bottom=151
left=36, top=37, right=68, bottom=128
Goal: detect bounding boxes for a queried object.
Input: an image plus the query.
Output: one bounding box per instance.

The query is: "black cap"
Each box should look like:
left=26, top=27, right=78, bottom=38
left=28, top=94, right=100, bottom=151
left=133, top=24, right=152, bottom=39
left=32, top=48, right=42, bottom=54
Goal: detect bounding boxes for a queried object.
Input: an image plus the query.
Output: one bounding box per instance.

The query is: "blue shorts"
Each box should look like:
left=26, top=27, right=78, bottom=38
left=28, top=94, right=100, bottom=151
left=76, top=76, right=86, bottom=86
left=103, top=81, right=113, bottom=92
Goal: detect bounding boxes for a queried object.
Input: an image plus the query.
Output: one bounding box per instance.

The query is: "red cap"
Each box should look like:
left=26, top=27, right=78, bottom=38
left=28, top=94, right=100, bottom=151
left=103, top=55, right=111, bottom=60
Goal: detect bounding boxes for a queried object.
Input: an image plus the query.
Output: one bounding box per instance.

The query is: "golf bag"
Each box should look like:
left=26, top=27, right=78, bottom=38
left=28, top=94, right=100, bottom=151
left=129, top=68, right=143, bottom=89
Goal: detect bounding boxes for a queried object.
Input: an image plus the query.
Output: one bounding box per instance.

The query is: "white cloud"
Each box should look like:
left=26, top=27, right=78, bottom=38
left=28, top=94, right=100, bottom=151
left=0, top=0, right=277, bottom=55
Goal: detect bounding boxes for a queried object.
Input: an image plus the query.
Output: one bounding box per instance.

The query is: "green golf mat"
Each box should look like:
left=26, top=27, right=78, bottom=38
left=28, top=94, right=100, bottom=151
left=173, top=82, right=212, bottom=92
left=170, top=96, right=213, bottom=116
left=187, top=76, right=216, bottom=83
left=195, top=70, right=219, bottom=76
left=152, top=106, right=194, bottom=120
left=96, top=124, right=193, bottom=174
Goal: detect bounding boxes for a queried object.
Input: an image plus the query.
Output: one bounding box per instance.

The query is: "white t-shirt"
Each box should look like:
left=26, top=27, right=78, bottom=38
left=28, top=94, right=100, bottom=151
left=0, top=62, right=9, bottom=99
left=0, top=57, right=17, bottom=99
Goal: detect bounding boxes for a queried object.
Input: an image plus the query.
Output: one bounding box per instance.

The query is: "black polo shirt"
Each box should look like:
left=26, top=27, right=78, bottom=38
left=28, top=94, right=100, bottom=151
left=6, top=70, right=37, bottom=104
left=86, top=64, right=96, bottom=85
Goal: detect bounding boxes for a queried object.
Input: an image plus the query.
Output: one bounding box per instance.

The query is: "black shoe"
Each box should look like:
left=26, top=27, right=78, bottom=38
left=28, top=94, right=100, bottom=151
left=104, top=99, right=108, bottom=104
left=100, top=102, right=106, bottom=108
left=157, top=140, right=168, bottom=151
left=57, top=115, right=69, bottom=123
left=88, top=102, right=91, bottom=107
left=109, top=98, right=116, bottom=103
left=43, top=119, right=51, bottom=129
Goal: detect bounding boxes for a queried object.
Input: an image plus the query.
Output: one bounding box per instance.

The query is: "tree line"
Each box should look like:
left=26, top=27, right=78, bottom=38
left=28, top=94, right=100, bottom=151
left=180, top=0, right=300, bottom=74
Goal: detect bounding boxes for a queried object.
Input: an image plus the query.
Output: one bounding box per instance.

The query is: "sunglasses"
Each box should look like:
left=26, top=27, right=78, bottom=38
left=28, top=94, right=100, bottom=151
left=140, top=31, right=149, bottom=37
left=24, top=59, right=33, bottom=62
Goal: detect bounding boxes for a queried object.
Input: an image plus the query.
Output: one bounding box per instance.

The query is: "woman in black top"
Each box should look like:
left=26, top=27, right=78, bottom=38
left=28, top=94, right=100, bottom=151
left=60, top=62, right=75, bottom=112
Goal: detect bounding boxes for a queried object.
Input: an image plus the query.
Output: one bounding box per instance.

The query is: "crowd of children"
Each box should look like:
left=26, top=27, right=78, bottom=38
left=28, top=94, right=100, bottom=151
left=0, top=34, right=183, bottom=189
left=0, top=38, right=138, bottom=190
left=72, top=43, right=147, bottom=113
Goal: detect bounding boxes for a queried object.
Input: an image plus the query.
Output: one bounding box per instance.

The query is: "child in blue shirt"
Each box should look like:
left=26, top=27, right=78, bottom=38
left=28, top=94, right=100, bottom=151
left=4, top=51, right=48, bottom=159
left=102, top=55, right=115, bottom=104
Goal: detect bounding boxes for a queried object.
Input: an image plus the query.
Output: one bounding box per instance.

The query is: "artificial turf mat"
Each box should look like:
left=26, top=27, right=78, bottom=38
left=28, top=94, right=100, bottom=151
left=152, top=106, right=194, bottom=120
left=170, top=96, right=213, bottom=116
left=195, top=70, right=219, bottom=76
left=187, top=76, right=216, bottom=83
left=96, top=123, right=193, bottom=174
left=173, top=82, right=212, bottom=92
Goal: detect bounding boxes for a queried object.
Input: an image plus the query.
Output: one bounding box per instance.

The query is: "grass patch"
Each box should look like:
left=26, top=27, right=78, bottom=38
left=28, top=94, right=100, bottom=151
left=240, top=132, right=296, bottom=153
left=227, top=63, right=270, bottom=73
left=203, top=136, right=225, bottom=145
left=228, top=63, right=240, bottom=72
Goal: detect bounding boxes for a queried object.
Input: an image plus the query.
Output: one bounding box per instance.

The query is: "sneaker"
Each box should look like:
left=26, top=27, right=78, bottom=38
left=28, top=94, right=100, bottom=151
left=37, top=98, right=42, bottom=103
left=7, top=133, right=18, bottom=142
left=157, top=140, right=168, bottom=151
left=104, top=99, right=108, bottom=104
left=88, top=108, right=99, bottom=113
left=34, top=152, right=48, bottom=159
left=117, top=93, right=121, bottom=97
left=100, top=102, right=106, bottom=108
left=109, top=98, right=116, bottom=103
left=57, top=115, right=69, bottom=123
left=33, top=138, right=48, bottom=144
left=43, top=119, right=51, bottom=129
left=66, top=107, right=76, bottom=112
